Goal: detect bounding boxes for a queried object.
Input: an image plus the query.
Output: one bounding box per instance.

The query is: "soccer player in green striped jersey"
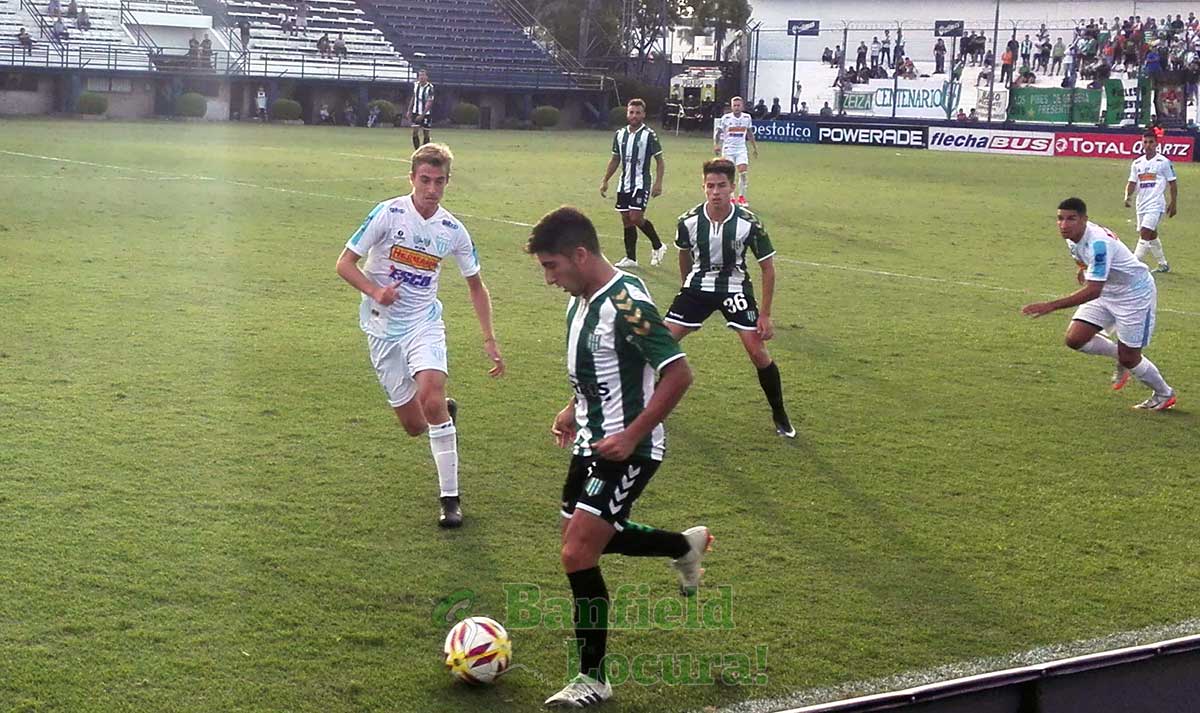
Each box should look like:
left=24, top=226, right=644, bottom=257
left=527, top=207, right=712, bottom=708
left=600, top=98, right=668, bottom=268
left=665, top=158, right=796, bottom=438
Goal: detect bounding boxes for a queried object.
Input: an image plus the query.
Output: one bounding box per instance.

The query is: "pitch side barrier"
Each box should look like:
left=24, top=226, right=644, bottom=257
left=753, top=116, right=1199, bottom=161
left=774, top=633, right=1200, bottom=713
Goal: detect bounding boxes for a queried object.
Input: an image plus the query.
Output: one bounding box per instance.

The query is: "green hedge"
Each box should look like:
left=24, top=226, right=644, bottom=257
left=500, top=117, right=533, bottom=130
left=77, top=91, right=107, bottom=115
left=608, top=105, right=628, bottom=127
left=450, top=101, right=480, bottom=126
left=531, top=105, right=561, bottom=128
left=176, top=92, right=207, bottom=118
left=368, top=99, right=396, bottom=125
left=270, top=98, right=301, bottom=121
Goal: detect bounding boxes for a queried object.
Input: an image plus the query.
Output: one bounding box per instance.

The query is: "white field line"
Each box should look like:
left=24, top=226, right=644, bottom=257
left=4, top=149, right=1197, bottom=318
left=712, top=617, right=1200, bottom=713
left=334, top=152, right=411, bottom=162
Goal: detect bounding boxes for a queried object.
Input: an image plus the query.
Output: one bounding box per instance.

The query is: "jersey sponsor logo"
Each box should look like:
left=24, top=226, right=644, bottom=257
left=570, top=378, right=612, bottom=399
left=389, top=245, right=441, bottom=271
left=392, top=228, right=406, bottom=243
left=441, top=219, right=459, bottom=229
left=388, top=206, right=406, bottom=214
left=388, top=265, right=433, bottom=287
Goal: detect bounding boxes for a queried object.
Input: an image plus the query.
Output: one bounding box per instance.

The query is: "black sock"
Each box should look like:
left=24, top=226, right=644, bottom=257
left=623, top=226, right=638, bottom=261
left=412, top=133, right=419, bottom=150
left=603, top=520, right=689, bottom=557
left=422, top=130, right=430, bottom=146
left=568, top=566, right=609, bottom=682
left=757, top=361, right=786, bottom=415
left=638, top=219, right=663, bottom=250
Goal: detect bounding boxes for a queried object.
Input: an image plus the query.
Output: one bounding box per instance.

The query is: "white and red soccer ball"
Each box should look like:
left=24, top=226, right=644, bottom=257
left=443, top=616, right=511, bottom=685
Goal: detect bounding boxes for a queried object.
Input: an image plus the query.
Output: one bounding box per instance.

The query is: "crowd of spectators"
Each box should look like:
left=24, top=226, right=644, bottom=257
left=41, top=0, right=93, bottom=42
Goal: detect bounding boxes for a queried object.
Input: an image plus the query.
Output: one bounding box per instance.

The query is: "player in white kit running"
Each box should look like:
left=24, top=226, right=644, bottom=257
left=1123, top=130, right=1177, bottom=273
left=336, top=143, right=506, bottom=527
left=1022, top=197, right=1176, bottom=411
left=712, top=96, right=758, bottom=205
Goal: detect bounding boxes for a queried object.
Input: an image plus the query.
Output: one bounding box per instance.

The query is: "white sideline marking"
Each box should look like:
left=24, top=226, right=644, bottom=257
left=334, top=152, right=411, bottom=163
left=3, top=149, right=1197, bottom=317
left=712, top=618, right=1200, bottom=713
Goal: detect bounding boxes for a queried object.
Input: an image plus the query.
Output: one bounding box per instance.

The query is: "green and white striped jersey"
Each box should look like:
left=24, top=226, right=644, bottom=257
left=566, top=271, right=685, bottom=461
left=675, top=203, right=776, bottom=293
left=611, top=125, right=663, bottom=194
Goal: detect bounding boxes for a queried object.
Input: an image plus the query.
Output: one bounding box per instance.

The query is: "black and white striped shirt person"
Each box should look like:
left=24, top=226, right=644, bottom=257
left=410, top=69, right=434, bottom=149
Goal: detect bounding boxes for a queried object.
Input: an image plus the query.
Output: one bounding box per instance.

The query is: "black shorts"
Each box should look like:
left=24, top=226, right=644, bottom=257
left=410, top=112, right=431, bottom=128
left=561, top=455, right=660, bottom=529
left=615, top=189, right=649, bottom=213
left=665, top=287, right=759, bottom=331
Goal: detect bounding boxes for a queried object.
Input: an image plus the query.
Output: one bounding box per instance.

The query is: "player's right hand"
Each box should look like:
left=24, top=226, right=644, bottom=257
left=374, top=284, right=399, bottom=306
left=599, top=182, right=608, bottom=198
left=551, top=406, right=576, bottom=448
left=1123, top=199, right=1131, bottom=208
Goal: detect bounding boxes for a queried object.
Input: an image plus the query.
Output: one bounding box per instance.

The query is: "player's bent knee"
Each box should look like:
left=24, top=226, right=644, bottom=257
left=1064, top=335, right=1089, bottom=351
left=1117, top=350, right=1143, bottom=369
left=560, top=541, right=599, bottom=572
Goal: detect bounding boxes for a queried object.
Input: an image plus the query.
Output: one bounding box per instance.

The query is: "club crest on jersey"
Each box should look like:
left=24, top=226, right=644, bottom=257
left=412, top=233, right=432, bottom=250
left=389, top=244, right=441, bottom=271
left=436, top=236, right=451, bottom=254
left=584, top=477, right=604, bottom=497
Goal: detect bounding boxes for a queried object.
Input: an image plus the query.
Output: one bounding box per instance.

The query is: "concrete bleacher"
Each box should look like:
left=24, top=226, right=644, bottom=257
left=357, top=0, right=575, bottom=86
left=223, top=0, right=410, bottom=78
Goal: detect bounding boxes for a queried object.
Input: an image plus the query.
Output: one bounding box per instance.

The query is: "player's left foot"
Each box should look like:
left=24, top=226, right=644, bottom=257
left=438, top=496, right=463, bottom=528
left=1155, top=263, right=1171, bottom=273
left=671, top=525, right=713, bottom=596
left=773, top=409, right=797, bottom=438
left=1134, top=389, right=1177, bottom=411
left=613, top=257, right=638, bottom=268
left=544, top=673, right=612, bottom=707
left=1111, top=367, right=1131, bottom=391
left=650, top=244, right=667, bottom=267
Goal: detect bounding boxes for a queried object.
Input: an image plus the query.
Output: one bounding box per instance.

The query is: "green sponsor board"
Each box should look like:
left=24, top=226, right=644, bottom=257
left=843, top=92, right=873, bottom=111
left=1009, top=87, right=1102, bottom=123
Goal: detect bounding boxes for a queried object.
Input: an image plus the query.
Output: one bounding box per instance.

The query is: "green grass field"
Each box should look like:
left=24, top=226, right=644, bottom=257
left=2, top=118, right=1198, bottom=713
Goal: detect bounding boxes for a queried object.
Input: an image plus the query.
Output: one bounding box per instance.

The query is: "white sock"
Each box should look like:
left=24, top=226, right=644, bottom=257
left=1147, top=239, right=1167, bottom=264
left=1131, top=356, right=1172, bottom=396
left=1078, top=334, right=1119, bottom=358
left=428, top=421, right=458, bottom=497
left=739, top=172, right=749, bottom=198
left=1134, top=239, right=1150, bottom=261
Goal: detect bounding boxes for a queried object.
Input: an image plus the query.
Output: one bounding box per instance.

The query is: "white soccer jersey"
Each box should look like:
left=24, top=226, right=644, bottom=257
left=1068, top=221, right=1154, bottom=301
left=411, top=81, right=434, bottom=114
left=345, top=194, right=479, bottom=340
left=1128, top=153, right=1176, bottom=214
left=715, top=112, right=753, bottom=154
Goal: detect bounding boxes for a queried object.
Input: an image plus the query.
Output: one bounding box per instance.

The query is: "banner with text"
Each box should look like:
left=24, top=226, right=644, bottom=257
left=751, top=119, right=818, bottom=143
left=929, top=127, right=1054, bottom=156
left=842, top=79, right=961, bottom=120
left=976, top=88, right=1008, bottom=121
left=1009, top=87, right=1102, bottom=123
left=1053, top=132, right=1195, bottom=161
left=817, top=121, right=928, bottom=149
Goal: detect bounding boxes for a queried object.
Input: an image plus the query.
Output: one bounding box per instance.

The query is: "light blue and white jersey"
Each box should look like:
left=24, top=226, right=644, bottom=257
left=345, top=194, right=479, bottom=340
left=1068, top=221, right=1153, bottom=301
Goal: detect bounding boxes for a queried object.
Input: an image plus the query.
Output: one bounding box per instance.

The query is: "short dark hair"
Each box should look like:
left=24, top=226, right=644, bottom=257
left=1058, top=197, right=1088, bottom=215
left=702, top=158, right=736, bottom=182
left=627, top=98, right=645, bottom=109
left=1143, top=129, right=1158, bottom=139
left=527, top=206, right=601, bottom=256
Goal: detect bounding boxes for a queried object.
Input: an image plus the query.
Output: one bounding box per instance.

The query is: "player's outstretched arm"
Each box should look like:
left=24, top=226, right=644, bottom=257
left=1021, top=280, right=1104, bottom=318
left=594, top=358, right=692, bottom=461
left=465, top=274, right=505, bottom=376
left=336, top=248, right=396, bottom=305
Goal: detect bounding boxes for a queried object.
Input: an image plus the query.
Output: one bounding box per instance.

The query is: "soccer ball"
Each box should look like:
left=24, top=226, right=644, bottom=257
left=443, top=616, right=512, bottom=685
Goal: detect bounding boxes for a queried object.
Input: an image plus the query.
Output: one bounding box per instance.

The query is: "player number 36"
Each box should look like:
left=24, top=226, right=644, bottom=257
left=723, top=293, right=749, bottom=312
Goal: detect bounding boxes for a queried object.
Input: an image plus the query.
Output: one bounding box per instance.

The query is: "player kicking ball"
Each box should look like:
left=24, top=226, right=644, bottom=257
left=527, top=207, right=712, bottom=707
left=1021, top=197, right=1176, bottom=410
left=713, top=96, right=758, bottom=205
left=665, top=159, right=797, bottom=437
left=336, top=144, right=506, bottom=528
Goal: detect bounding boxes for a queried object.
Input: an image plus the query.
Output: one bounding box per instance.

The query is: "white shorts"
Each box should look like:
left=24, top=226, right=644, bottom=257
left=367, top=322, right=448, bottom=407
left=1072, top=288, right=1157, bottom=349
left=1136, top=210, right=1163, bottom=232
left=723, top=149, right=749, bottom=167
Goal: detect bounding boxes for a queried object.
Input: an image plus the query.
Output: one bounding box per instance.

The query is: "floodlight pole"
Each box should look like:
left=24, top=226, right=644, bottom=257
left=987, top=0, right=1000, bottom=122
left=790, top=31, right=798, bottom=110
